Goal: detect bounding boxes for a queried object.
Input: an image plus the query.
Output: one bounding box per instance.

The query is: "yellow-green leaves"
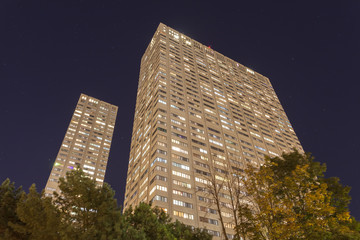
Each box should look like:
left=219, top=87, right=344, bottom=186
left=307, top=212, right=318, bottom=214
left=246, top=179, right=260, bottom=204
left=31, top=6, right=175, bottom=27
left=237, top=151, right=359, bottom=240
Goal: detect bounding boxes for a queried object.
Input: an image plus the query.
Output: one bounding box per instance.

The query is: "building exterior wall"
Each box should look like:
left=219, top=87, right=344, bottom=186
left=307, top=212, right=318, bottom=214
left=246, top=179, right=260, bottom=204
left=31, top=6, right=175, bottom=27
left=124, top=23, right=303, bottom=238
left=45, top=94, right=118, bottom=197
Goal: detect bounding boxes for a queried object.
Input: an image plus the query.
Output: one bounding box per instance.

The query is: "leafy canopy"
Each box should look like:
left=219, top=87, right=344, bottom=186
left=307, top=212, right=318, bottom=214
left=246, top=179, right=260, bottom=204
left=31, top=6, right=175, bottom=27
left=236, top=151, right=360, bottom=240
left=0, top=169, right=212, bottom=240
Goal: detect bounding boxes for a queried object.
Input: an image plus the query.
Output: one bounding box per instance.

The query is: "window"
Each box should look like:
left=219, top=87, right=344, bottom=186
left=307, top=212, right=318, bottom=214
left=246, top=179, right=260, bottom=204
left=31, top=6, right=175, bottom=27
left=173, top=199, right=193, bottom=208
left=173, top=179, right=191, bottom=189
left=206, top=230, right=220, bottom=237
left=200, top=217, right=218, bottom=225
left=157, top=149, right=167, bottom=155
left=157, top=141, right=167, bottom=147
left=192, top=139, right=206, bottom=146
left=195, top=177, right=209, bottom=184
left=152, top=165, right=167, bottom=173
left=173, top=189, right=192, bottom=198
left=150, top=157, right=167, bottom=167
left=171, top=153, right=189, bottom=162
left=172, top=170, right=190, bottom=179
left=150, top=175, right=167, bottom=185
left=171, top=138, right=188, bottom=147
left=195, top=161, right=209, bottom=169
left=172, top=132, right=187, bottom=140
left=191, top=126, right=204, bottom=134
left=192, top=146, right=208, bottom=154
left=173, top=210, right=194, bottom=220
left=209, top=139, right=223, bottom=146
left=255, top=145, right=266, bottom=152
left=151, top=195, right=167, bottom=202
left=172, top=146, right=188, bottom=154
left=195, top=169, right=211, bottom=176
left=199, top=206, right=217, bottom=214
left=172, top=162, right=190, bottom=171
left=149, top=185, right=167, bottom=195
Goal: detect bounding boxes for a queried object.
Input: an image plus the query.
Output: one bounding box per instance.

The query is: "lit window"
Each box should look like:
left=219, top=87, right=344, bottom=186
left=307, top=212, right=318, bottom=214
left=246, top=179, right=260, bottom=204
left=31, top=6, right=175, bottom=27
left=173, top=210, right=194, bottom=220
left=172, top=170, right=190, bottom=179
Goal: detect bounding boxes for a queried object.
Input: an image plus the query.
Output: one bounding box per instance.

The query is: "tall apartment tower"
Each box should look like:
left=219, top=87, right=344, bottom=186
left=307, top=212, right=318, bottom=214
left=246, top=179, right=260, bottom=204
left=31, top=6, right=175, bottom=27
left=124, top=23, right=303, bottom=238
left=45, top=94, right=118, bottom=197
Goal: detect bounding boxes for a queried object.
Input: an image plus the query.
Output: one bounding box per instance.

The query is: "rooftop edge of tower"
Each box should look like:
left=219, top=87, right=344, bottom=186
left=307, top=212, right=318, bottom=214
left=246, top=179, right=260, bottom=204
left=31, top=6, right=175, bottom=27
left=143, top=23, right=271, bottom=84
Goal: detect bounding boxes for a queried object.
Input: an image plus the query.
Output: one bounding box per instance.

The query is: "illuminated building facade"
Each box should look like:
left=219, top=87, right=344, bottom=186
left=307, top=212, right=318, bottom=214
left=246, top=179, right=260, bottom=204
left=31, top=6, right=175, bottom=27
left=124, top=23, right=303, bottom=238
left=45, top=94, right=118, bottom=197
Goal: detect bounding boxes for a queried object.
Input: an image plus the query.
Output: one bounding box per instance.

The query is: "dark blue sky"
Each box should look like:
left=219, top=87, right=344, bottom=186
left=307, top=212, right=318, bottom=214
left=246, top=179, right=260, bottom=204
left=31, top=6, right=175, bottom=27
left=1, top=0, right=359, bottom=219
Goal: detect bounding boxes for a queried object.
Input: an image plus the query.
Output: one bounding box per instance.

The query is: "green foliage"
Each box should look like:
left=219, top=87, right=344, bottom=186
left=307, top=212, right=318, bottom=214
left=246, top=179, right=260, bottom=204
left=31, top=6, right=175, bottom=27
left=53, top=169, right=211, bottom=239
left=0, top=170, right=212, bottom=240
left=119, top=202, right=212, bottom=240
left=2, top=154, right=359, bottom=240
left=324, top=177, right=352, bottom=215
left=0, top=178, right=25, bottom=240
left=120, top=203, right=172, bottom=240
left=53, top=168, right=120, bottom=240
left=169, top=220, right=213, bottom=240
left=237, top=151, right=360, bottom=240
left=269, top=151, right=326, bottom=179
left=13, top=184, right=61, bottom=240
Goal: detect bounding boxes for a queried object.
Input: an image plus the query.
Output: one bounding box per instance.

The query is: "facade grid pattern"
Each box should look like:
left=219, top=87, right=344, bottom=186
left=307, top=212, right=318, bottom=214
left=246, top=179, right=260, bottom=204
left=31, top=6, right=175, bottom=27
left=45, top=94, right=118, bottom=197
left=124, top=23, right=303, bottom=238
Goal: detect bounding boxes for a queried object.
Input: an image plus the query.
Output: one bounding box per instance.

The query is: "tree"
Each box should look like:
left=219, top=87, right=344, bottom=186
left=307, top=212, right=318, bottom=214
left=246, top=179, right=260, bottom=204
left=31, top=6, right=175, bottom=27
left=199, top=159, right=247, bottom=240
left=53, top=169, right=210, bottom=239
left=323, top=176, right=360, bottom=239
left=0, top=179, right=25, bottom=240
left=119, top=202, right=212, bottom=240
left=12, top=184, right=61, bottom=240
left=53, top=168, right=121, bottom=240
left=270, top=151, right=360, bottom=239
left=119, top=203, right=174, bottom=240
left=169, top=219, right=213, bottom=240
left=237, top=151, right=360, bottom=240
left=2, top=170, right=212, bottom=240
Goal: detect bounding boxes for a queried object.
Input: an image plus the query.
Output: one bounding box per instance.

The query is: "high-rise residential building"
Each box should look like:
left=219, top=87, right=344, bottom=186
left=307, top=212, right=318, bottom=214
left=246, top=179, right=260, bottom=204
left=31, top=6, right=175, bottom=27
left=124, top=23, right=303, bottom=238
left=45, top=94, right=118, bottom=197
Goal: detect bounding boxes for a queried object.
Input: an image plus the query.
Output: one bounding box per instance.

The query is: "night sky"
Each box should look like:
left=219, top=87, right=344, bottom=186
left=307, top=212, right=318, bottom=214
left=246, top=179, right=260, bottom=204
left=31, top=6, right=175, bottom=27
left=1, top=1, right=359, bottom=219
